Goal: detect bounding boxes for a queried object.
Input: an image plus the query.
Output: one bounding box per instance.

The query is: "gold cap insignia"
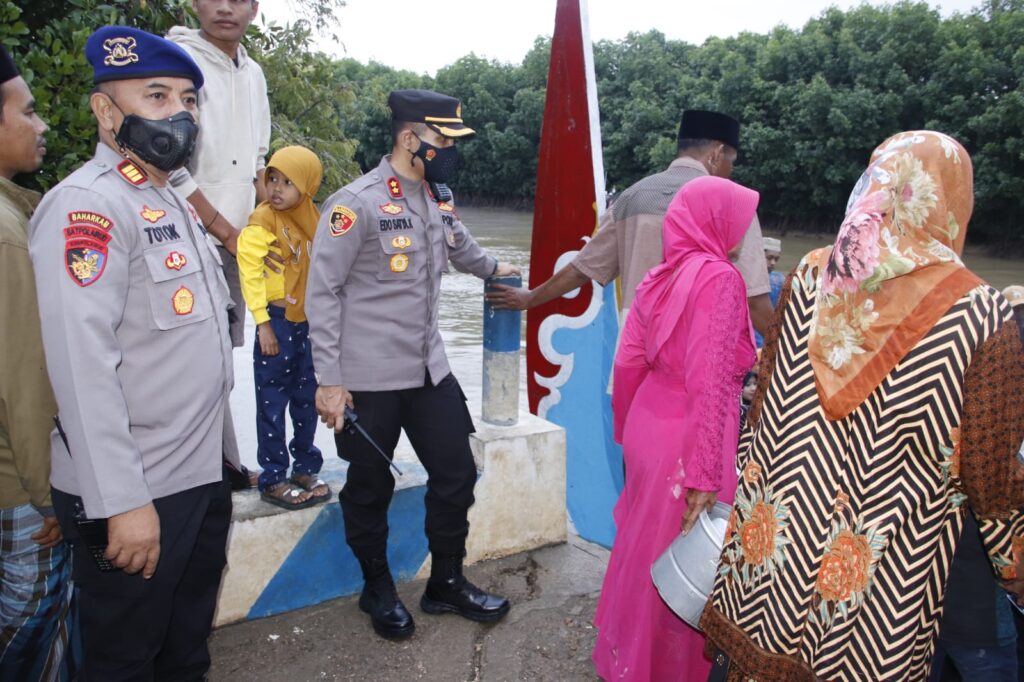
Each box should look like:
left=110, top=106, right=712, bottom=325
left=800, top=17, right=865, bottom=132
left=103, top=37, right=140, bottom=67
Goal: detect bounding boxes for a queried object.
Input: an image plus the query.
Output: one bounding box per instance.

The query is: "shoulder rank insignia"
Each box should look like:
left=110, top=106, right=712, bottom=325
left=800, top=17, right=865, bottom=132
left=389, top=253, right=410, bottom=273
left=63, top=211, right=114, bottom=287
left=140, top=205, right=166, bottom=223
left=172, top=286, right=195, bottom=315
left=437, top=202, right=455, bottom=213
left=386, top=176, right=403, bottom=199
left=379, top=202, right=403, bottom=216
left=329, top=205, right=357, bottom=237
left=117, top=159, right=147, bottom=186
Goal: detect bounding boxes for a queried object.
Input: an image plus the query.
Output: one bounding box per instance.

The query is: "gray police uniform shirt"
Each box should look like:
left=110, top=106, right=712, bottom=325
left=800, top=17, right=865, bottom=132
left=29, top=143, right=234, bottom=519
left=308, top=155, right=497, bottom=392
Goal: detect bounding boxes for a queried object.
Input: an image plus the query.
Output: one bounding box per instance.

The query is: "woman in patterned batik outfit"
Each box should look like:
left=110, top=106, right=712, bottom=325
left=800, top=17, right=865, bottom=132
left=701, top=131, right=1024, bottom=682
left=594, top=176, right=759, bottom=681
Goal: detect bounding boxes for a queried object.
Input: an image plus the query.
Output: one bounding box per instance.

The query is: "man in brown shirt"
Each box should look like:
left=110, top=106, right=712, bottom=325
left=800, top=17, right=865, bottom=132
left=0, top=45, right=74, bottom=679
left=487, top=110, right=773, bottom=335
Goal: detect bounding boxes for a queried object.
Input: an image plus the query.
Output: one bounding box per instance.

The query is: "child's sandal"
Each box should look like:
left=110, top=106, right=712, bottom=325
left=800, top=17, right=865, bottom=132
left=290, top=473, right=332, bottom=501
left=260, top=482, right=321, bottom=510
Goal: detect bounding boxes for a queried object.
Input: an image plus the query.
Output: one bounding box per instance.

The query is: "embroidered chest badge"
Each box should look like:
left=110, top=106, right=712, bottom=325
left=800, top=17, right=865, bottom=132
left=379, top=202, right=403, bottom=216
left=389, top=254, right=410, bottom=273
left=165, top=251, right=187, bottom=271
left=386, top=176, right=403, bottom=199
left=63, top=211, right=114, bottom=287
left=172, top=286, right=195, bottom=315
left=391, top=235, right=412, bottom=250
left=140, top=205, right=166, bottom=223
left=328, top=205, right=357, bottom=237
left=444, top=226, right=456, bottom=247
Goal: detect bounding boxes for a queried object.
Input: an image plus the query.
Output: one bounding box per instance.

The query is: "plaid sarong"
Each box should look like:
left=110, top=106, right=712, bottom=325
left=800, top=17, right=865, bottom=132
left=0, top=504, right=75, bottom=682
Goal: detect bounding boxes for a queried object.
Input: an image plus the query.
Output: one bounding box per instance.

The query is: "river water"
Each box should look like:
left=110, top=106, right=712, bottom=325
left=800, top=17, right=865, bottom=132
left=232, top=207, right=1022, bottom=470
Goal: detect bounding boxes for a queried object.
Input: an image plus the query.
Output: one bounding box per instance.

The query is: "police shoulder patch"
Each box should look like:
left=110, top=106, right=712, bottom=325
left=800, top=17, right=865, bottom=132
left=64, top=210, right=114, bottom=287
left=329, top=205, right=358, bottom=237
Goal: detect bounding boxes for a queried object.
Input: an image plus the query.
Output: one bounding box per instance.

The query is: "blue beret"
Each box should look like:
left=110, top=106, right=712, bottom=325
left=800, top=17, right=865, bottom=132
left=86, top=26, right=204, bottom=89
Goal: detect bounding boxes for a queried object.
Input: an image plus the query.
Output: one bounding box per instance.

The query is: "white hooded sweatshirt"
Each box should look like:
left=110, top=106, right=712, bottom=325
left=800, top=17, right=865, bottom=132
left=167, top=27, right=270, bottom=236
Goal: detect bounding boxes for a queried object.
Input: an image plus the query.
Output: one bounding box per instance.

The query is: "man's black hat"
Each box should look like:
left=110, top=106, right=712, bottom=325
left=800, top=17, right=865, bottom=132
left=388, top=89, right=475, bottom=138
left=678, top=110, right=740, bottom=151
left=0, top=45, right=19, bottom=86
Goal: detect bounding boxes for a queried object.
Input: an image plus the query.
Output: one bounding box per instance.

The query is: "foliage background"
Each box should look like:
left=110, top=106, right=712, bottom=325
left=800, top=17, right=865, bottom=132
left=1, top=0, right=1021, bottom=246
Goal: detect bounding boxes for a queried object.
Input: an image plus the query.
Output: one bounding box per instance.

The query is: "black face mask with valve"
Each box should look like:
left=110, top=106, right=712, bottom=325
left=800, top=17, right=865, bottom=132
left=114, top=107, right=199, bottom=173
left=413, top=137, right=459, bottom=203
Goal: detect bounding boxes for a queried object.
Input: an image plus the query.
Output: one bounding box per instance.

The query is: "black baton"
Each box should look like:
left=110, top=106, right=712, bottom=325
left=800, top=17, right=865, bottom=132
left=343, top=406, right=403, bottom=476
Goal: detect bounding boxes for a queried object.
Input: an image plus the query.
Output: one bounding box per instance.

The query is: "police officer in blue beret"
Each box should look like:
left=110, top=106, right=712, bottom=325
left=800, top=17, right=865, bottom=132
left=29, top=26, right=234, bottom=680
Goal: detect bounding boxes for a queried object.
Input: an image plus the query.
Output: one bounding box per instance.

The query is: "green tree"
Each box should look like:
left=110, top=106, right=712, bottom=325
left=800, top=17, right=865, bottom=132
left=0, top=0, right=355, bottom=196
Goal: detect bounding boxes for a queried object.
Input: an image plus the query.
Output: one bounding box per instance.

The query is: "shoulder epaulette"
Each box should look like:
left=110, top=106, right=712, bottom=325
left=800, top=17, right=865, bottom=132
left=344, top=171, right=382, bottom=198
left=60, top=157, right=117, bottom=191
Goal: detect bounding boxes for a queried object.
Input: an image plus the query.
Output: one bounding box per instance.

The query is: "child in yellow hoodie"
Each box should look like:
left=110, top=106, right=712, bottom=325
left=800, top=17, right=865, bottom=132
left=237, top=146, right=328, bottom=509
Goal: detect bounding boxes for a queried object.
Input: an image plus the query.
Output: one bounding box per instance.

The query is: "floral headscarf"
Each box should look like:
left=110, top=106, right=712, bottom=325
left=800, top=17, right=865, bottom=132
left=803, top=131, right=982, bottom=420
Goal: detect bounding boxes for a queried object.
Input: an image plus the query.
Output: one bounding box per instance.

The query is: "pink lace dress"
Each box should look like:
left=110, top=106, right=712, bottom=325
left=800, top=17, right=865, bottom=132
left=593, top=269, right=755, bottom=681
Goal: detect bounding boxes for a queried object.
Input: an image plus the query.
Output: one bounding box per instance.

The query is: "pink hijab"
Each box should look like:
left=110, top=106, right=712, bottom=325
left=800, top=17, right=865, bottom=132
left=634, top=175, right=760, bottom=363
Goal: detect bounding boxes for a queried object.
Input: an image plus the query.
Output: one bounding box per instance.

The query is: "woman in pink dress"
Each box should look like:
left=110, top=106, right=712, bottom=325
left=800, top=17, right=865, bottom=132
left=593, top=176, right=759, bottom=681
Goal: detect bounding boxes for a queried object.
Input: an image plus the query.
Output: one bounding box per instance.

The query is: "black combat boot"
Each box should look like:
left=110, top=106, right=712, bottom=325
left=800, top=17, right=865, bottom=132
left=357, top=556, right=415, bottom=639
left=420, top=553, right=511, bottom=623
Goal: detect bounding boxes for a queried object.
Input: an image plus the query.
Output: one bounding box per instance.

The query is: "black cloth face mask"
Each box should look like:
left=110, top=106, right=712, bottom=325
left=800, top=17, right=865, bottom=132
left=413, top=137, right=459, bottom=184
left=111, top=99, right=199, bottom=172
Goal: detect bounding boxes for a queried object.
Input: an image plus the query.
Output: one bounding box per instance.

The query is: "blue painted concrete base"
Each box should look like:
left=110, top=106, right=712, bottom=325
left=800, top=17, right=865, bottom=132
left=214, top=412, right=568, bottom=627
left=247, top=486, right=429, bottom=619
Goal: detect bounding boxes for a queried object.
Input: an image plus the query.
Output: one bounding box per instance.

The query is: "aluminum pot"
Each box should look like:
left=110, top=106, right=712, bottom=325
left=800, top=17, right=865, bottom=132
left=650, top=501, right=731, bottom=630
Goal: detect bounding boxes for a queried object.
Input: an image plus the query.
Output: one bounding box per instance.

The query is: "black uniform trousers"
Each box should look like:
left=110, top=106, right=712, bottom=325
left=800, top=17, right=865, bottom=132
left=336, top=372, right=477, bottom=561
left=52, top=478, right=231, bottom=682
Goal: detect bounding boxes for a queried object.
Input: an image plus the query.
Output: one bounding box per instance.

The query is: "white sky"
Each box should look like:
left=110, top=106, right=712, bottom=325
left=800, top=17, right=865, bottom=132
left=259, top=0, right=982, bottom=75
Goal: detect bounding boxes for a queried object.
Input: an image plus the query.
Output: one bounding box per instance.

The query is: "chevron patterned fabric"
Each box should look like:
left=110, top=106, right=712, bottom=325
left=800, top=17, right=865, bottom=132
left=701, top=262, right=1024, bottom=682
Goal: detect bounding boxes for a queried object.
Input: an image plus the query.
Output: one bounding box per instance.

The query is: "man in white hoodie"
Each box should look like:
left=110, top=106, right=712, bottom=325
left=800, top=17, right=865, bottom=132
left=169, top=0, right=271, bottom=480
left=169, top=0, right=269, bottom=342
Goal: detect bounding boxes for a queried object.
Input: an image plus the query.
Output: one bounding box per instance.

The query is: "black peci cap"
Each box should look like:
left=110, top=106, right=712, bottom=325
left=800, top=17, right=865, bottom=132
left=0, top=45, right=19, bottom=85
left=678, top=110, right=741, bottom=151
left=388, top=89, right=475, bottom=138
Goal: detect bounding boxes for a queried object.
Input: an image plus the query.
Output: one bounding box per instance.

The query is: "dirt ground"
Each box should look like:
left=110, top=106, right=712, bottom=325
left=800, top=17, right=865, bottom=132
left=208, top=537, right=609, bottom=681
